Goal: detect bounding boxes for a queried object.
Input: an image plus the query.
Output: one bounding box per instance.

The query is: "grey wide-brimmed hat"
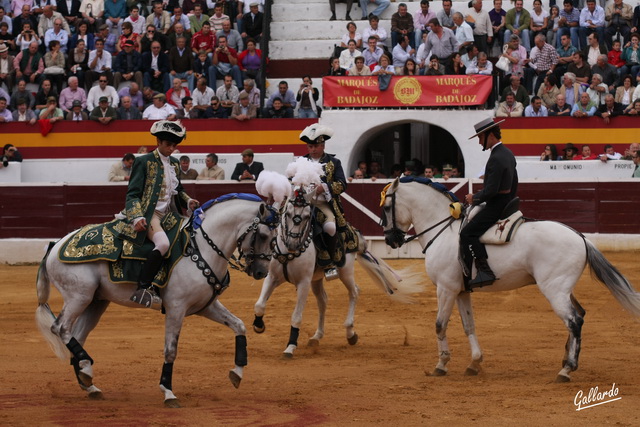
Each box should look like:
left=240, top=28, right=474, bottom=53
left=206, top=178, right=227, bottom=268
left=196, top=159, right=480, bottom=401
left=468, top=118, right=505, bottom=139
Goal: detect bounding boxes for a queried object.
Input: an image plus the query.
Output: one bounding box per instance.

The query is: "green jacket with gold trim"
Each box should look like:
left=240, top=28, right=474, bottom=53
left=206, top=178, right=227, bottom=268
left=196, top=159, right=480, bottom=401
left=304, top=152, right=348, bottom=229
left=114, top=149, right=191, bottom=246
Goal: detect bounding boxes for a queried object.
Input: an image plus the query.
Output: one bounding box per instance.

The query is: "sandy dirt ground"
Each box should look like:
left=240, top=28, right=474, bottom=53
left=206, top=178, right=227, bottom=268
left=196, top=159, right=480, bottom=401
left=1, top=253, right=639, bottom=426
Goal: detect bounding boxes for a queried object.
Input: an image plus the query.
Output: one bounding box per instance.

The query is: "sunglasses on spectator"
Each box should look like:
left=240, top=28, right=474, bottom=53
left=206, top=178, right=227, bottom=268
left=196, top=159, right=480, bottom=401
left=99, top=79, right=107, bottom=83
left=211, top=102, right=219, bottom=106
left=148, top=30, right=155, bottom=33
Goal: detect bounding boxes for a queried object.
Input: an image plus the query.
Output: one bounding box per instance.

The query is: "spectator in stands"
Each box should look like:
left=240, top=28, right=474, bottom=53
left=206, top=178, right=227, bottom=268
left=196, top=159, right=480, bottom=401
left=296, top=75, right=319, bottom=118
left=579, top=0, right=606, bottom=49
left=595, top=93, right=624, bottom=123
left=67, top=39, right=88, bottom=89
left=104, top=0, right=126, bottom=36
left=632, top=150, right=640, bottom=177
left=1, top=144, right=22, bottom=165
left=142, top=40, right=170, bottom=92
left=115, top=22, right=141, bottom=54
left=69, top=20, right=95, bottom=52
left=87, top=74, right=118, bottom=110
left=56, top=0, right=81, bottom=32
left=583, top=32, right=607, bottom=68
left=39, top=5, right=71, bottom=39
left=423, top=165, right=434, bottom=179
left=571, top=91, right=597, bottom=116
left=231, top=147, right=263, bottom=180
left=500, top=35, right=526, bottom=89
left=524, top=95, right=549, bottom=116
left=466, top=51, right=493, bottom=75
left=175, top=95, right=199, bottom=119
left=124, top=5, right=146, bottom=36
left=166, top=77, right=190, bottom=108
left=90, top=95, right=117, bottom=124
left=231, top=91, right=257, bottom=121
left=423, top=55, right=444, bottom=75
left=599, top=143, right=623, bottom=161
left=453, top=12, right=474, bottom=51
left=328, top=57, right=346, bottom=76
left=391, top=2, right=415, bottom=49
left=554, top=33, right=578, bottom=83
left=66, top=99, right=88, bottom=121
left=11, top=79, right=35, bottom=110
left=530, top=0, right=549, bottom=45
left=445, top=52, right=466, bottom=75
left=537, top=74, right=560, bottom=108
left=34, top=78, right=59, bottom=112
left=348, top=168, right=364, bottom=181
left=264, top=97, right=293, bottom=119
left=143, top=93, right=176, bottom=120
left=113, top=39, right=143, bottom=89
left=0, top=96, right=11, bottom=122
left=209, top=3, right=228, bottom=32
left=216, top=73, right=239, bottom=115
left=59, top=76, right=86, bottom=113
left=198, top=152, right=225, bottom=180
left=193, top=49, right=213, bottom=87
left=43, top=17, right=69, bottom=54
left=178, top=155, right=198, bottom=180
left=392, top=35, right=415, bottom=74
left=561, top=142, right=579, bottom=160
left=217, top=19, right=242, bottom=52
left=489, top=0, right=507, bottom=50
left=573, top=144, right=598, bottom=160
left=108, top=153, right=134, bottom=181
left=167, top=36, right=194, bottom=91
left=16, top=21, right=40, bottom=52
left=340, top=21, right=362, bottom=49
left=211, top=34, right=242, bottom=89
left=622, top=142, right=640, bottom=160
left=620, top=33, right=640, bottom=80
left=141, top=24, right=167, bottom=54
left=403, top=58, right=420, bottom=75
left=501, top=74, right=530, bottom=107
left=79, top=0, right=104, bottom=33
left=192, top=76, right=215, bottom=115
left=413, top=1, right=435, bottom=49
left=496, top=92, right=524, bottom=117
left=190, top=4, right=209, bottom=35
left=368, top=161, right=386, bottom=179
left=117, top=95, right=142, bottom=120
left=39, top=95, right=64, bottom=122
left=417, top=18, right=458, bottom=69
left=586, top=73, right=608, bottom=105
left=540, top=144, right=560, bottom=161
left=339, top=39, right=361, bottom=71
left=438, top=0, right=456, bottom=31
left=266, top=80, right=296, bottom=117
left=606, top=0, right=633, bottom=51
left=524, top=34, right=559, bottom=95
left=360, top=0, right=390, bottom=21
left=86, top=38, right=113, bottom=90
left=240, top=78, right=261, bottom=108
left=12, top=98, right=37, bottom=123
left=559, top=71, right=582, bottom=108
left=557, top=0, right=581, bottom=50
left=372, top=53, right=395, bottom=75
left=96, top=24, right=118, bottom=55
left=592, top=54, right=618, bottom=92
left=146, top=1, right=171, bottom=34
left=363, top=36, right=383, bottom=67
left=14, top=40, right=43, bottom=85
left=329, top=0, right=353, bottom=22
left=13, top=5, right=38, bottom=38
left=466, top=0, right=493, bottom=54
left=169, top=7, right=191, bottom=34
left=142, top=86, right=157, bottom=108
left=237, top=38, right=263, bottom=87
left=624, top=98, right=640, bottom=114
left=549, top=93, right=572, bottom=115
left=362, top=15, right=387, bottom=50
left=608, top=39, right=624, bottom=70
left=0, top=21, right=15, bottom=53
left=118, top=82, right=143, bottom=111
left=504, top=0, right=531, bottom=53
left=203, top=95, right=228, bottom=118
left=42, top=40, right=65, bottom=93
left=615, top=74, right=635, bottom=108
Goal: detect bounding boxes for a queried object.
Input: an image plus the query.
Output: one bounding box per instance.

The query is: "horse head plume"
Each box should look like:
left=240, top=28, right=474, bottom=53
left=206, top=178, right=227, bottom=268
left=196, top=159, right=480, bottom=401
left=256, top=170, right=292, bottom=209
left=285, top=157, right=324, bottom=187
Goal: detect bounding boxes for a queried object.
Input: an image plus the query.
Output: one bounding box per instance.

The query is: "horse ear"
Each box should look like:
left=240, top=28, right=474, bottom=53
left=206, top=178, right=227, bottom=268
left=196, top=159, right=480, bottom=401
left=391, top=177, right=400, bottom=193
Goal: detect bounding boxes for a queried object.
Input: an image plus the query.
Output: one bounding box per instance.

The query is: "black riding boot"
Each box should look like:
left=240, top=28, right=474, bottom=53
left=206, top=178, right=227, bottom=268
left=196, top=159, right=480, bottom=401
left=324, top=233, right=339, bottom=281
left=468, top=258, right=497, bottom=290
left=130, top=249, right=164, bottom=308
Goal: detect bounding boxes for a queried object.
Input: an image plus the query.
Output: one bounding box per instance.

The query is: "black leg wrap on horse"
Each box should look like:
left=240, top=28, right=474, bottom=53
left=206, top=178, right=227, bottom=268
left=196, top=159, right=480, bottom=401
left=235, top=335, right=248, bottom=367
left=160, top=362, right=174, bottom=391
left=253, top=315, right=265, bottom=330
left=66, top=337, right=94, bottom=365
left=288, top=326, right=300, bottom=347
left=70, top=357, right=84, bottom=385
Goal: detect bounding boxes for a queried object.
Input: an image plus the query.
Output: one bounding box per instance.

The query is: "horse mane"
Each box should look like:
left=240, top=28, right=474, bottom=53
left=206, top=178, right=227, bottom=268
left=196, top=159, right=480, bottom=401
left=192, top=193, right=264, bottom=230
left=399, top=176, right=460, bottom=202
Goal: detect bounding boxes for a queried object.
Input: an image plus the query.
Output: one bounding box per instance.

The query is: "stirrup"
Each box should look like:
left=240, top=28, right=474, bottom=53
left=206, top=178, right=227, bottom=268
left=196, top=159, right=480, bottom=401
left=468, top=271, right=497, bottom=290
left=130, top=284, right=162, bottom=308
left=324, top=267, right=339, bottom=281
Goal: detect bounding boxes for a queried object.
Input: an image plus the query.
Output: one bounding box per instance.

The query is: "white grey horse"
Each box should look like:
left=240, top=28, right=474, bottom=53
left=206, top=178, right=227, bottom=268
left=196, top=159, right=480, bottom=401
left=253, top=187, right=421, bottom=358
left=36, top=196, right=278, bottom=407
left=380, top=178, right=640, bottom=382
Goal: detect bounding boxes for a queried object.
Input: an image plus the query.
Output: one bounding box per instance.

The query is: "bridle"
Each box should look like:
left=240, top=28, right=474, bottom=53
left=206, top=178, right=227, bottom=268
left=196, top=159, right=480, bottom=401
left=273, top=193, right=313, bottom=265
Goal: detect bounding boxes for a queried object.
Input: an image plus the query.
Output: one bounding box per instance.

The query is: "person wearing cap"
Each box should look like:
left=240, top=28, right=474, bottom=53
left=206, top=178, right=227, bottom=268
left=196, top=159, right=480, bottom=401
left=38, top=95, right=64, bottom=122
left=231, top=147, right=263, bottom=181
left=441, top=163, right=455, bottom=180
left=461, top=118, right=518, bottom=292
left=299, top=123, right=348, bottom=277
left=113, top=38, right=143, bottom=89
left=0, top=43, right=15, bottom=93
left=237, top=0, right=264, bottom=35
left=90, top=95, right=117, bottom=124
left=143, top=93, right=177, bottom=120
left=116, top=120, right=199, bottom=307
left=561, top=142, right=579, bottom=160
left=65, top=99, right=88, bottom=121
left=240, top=2, right=263, bottom=45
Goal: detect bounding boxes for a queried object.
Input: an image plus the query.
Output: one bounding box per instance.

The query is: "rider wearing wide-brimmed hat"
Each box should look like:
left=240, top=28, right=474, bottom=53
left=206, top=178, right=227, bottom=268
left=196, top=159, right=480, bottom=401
left=461, top=117, right=518, bottom=292
left=299, top=123, right=348, bottom=278
left=118, top=120, right=199, bottom=307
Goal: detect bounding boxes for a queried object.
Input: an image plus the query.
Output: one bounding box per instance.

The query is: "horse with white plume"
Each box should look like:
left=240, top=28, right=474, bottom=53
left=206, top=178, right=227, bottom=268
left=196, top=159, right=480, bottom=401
left=253, top=159, right=422, bottom=358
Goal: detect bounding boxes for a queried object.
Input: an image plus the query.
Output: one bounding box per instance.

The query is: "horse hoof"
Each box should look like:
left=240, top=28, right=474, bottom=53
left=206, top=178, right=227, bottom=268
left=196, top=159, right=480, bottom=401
left=307, top=338, right=320, bottom=347
left=464, top=367, right=480, bottom=376
left=88, top=390, right=103, bottom=400
left=347, top=333, right=359, bottom=346
left=555, top=374, right=571, bottom=383
left=229, top=370, right=242, bottom=389
left=253, top=325, right=265, bottom=334
left=281, top=352, right=294, bottom=360
left=430, top=368, right=447, bottom=377
left=164, top=398, right=181, bottom=408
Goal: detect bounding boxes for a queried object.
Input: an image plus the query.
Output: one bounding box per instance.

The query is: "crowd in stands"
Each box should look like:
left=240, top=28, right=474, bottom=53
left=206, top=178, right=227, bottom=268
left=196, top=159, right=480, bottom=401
left=346, top=158, right=463, bottom=180
left=540, top=141, right=638, bottom=162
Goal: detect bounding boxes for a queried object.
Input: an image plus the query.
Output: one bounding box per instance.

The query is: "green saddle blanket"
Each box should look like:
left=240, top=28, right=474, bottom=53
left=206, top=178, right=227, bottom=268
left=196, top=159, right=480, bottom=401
left=58, top=216, right=188, bottom=288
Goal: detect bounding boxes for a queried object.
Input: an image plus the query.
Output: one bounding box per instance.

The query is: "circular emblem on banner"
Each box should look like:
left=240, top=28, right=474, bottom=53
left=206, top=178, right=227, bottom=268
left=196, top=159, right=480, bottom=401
left=393, top=77, right=422, bottom=105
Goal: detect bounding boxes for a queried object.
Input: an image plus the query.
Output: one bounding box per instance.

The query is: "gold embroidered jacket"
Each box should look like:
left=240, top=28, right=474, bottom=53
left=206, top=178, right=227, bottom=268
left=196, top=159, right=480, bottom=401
left=304, top=152, right=348, bottom=228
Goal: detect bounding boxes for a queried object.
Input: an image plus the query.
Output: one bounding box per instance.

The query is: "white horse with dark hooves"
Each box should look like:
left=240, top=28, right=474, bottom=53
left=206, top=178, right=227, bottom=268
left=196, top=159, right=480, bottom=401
left=380, top=178, right=640, bottom=382
left=35, top=196, right=279, bottom=407
left=253, top=185, right=421, bottom=359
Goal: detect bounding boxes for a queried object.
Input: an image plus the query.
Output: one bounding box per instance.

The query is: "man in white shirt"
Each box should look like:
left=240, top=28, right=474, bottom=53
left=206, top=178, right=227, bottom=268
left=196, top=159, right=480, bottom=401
left=466, top=0, right=493, bottom=54
left=143, top=93, right=176, bottom=120
left=524, top=96, right=549, bottom=116
left=87, top=76, right=119, bottom=110
left=38, top=5, right=71, bottom=38
left=392, top=35, right=415, bottom=74
left=216, top=74, right=239, bottom=115
left=124, top=5, right=145, bottom=35
left=579, top=0, right=605, bottom=49
left=453, top=12, right=474, bottom=50
left=86, top=38, right=113, bottom=90
left=362, top=15, right=388, bottom=49
left=44, top=18, right=69, bottom=52
left=192, top=76, right=215, bottom=115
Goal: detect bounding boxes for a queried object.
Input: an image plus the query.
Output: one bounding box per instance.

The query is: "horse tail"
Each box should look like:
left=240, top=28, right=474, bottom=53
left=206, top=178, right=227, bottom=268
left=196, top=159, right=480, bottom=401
left=585, top=239, right=640, bottom=317
left=35, top=242, right=69, bottom=361
left=356, top=248, right=423, bottom=303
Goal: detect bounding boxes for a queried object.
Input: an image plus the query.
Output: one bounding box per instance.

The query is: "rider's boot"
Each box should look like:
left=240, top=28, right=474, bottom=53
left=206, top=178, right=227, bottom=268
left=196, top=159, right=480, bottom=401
left=324, top=233, right=339, bottom=281
left=130, top=249, right=164, bottom=308
left=468, top=258, right=497, bottom=290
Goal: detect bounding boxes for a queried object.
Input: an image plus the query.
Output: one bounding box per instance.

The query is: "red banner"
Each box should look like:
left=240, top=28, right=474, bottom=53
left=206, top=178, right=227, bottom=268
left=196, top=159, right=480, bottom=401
left=322, top=75, right=493, bottom=107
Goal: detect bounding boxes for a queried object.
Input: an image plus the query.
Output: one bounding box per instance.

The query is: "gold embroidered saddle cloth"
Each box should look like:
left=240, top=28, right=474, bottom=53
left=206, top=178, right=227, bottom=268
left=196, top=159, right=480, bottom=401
left=479, top=211, right=525, bottom=245
left=58, top=216, right=188, bottom=288
left=312, top=221, right=360, bottom=268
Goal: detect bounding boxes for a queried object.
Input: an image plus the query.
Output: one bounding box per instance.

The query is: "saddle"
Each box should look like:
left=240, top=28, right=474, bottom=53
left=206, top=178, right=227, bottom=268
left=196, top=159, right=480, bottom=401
left=467, top=197, right=525, bottom=245
left=58, top=216, right=188, bottom=288
left=311, top=209, right=359, bottom=268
